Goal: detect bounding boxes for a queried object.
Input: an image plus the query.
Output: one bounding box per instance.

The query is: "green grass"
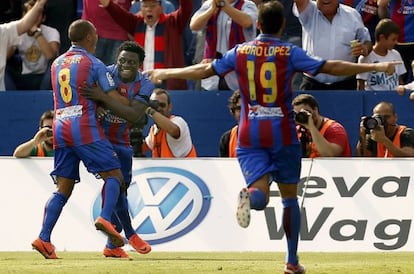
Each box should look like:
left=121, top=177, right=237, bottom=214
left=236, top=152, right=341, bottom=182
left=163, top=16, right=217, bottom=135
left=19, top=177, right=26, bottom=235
left=0, top=252, right=413, bottom=273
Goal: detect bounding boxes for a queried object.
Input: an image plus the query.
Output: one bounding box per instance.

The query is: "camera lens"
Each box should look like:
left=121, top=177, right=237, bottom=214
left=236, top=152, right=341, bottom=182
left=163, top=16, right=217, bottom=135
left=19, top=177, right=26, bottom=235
left=363, top=115, right=384, bottom=132
left=295, top=111, right=309, bottom=124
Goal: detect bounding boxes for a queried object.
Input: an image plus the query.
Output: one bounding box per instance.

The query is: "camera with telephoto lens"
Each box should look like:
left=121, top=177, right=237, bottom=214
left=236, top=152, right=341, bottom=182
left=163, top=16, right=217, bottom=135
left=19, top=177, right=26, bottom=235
left=363, top=114, right=385, bottom=133
left=295, top=110, right=310, bottom=124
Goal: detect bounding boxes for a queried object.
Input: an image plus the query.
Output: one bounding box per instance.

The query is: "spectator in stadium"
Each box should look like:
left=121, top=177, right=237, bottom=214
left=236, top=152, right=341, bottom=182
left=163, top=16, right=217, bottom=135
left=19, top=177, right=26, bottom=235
left=340, top=0, right=380, bottom=42
left=9, top=0, right=60, bottom=90
left=144, top=2, right=398, bottom=273
left=82, top=0, right=131, bottom=65
left=81, top=41, right=153, bottom=258
left=0, top=0, right=22, bottom=24
left=13, top=110, right=54, bottom=158
left=219, top=89, right=240, bottom=157
left=130, top=0, right=176, bottom=14
left=143, top=88, right=197, bottom=157
left=356, top=19, right=406, bottom=91
left=356, top=101, right=414, bottom=157
left=190, top=0, right=257, bottom=91
left=378, top=0, right=414, bottom=83
left=292, top=94, right=351, bottom=158
left=0, top=0, right=47, bottom=91
left=98, top=0, right=192, bottom=90
left=43, top=0, right=78, bottom=55
left=293, top=0, right=373, bottom=90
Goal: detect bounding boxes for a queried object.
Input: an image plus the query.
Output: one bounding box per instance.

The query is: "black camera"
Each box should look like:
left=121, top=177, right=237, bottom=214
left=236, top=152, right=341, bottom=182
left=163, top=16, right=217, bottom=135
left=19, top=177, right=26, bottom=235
left=363, top=114, right=384, bottom=132
left=295, top=110, right=310, bottom=124
left=46, top=129, right=53, bottom=137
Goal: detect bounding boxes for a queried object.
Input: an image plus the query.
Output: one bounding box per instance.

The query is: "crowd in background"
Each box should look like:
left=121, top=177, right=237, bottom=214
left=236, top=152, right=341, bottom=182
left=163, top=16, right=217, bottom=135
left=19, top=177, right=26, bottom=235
left=1, top=0, right=413, bottom=92
left=3, top=0, right=414, bottom=160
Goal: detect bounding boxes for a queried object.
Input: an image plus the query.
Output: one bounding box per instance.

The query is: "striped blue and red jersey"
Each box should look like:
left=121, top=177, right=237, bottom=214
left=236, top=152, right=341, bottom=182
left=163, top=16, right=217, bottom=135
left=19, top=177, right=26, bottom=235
left=212, top=34, right=325, bottom=149
left=389, top=0, right=414, bottom=43
left=51, top=46, right=116, bottom=148
left=100, top=65, right=154, bottom=147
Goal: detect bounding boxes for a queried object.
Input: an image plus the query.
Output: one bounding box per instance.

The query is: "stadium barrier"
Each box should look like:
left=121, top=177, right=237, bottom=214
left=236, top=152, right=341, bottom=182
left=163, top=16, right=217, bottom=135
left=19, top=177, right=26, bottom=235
left=1, top=90, right=413, bottom=156
left=1, top=157, right=413, bottom=252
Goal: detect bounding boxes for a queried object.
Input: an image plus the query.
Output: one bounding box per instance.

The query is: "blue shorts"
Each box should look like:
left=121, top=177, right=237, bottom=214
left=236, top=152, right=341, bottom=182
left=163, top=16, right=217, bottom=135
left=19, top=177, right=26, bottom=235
left=237, top=144, right=301, bottom=186
left=51, top=139, right=121, bottom=183
left=112, top=144, right=133, bottom=187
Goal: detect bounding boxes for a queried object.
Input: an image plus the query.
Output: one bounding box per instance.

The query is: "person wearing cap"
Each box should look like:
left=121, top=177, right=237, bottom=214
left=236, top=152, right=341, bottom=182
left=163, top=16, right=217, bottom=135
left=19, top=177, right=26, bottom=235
left=98, top=0, right=192, bottom=90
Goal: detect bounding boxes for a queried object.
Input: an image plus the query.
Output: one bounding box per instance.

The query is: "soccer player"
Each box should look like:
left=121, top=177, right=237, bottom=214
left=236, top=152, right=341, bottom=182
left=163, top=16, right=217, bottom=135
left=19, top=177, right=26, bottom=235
left=145, top=2, right=398, bottom=273
left=31, top=20, right=144, bottom=259
left=83, top=41, right=154, bottom=258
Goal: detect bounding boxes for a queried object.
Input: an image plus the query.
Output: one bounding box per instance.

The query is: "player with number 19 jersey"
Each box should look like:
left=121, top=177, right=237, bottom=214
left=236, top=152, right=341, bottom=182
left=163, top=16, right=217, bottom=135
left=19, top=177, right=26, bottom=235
left=212, top=34, right=325, bottom=150
left=51, top=46, right=116, bottom=149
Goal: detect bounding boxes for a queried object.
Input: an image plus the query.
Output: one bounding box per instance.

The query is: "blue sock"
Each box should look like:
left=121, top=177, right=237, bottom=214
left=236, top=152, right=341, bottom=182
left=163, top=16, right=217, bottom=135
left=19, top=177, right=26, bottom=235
left=39, top=192, right=67, bottom=242
left=282, top=198, right=300, bottom=265
left=106, top=213, right=122, bottom=249
left=116, top=193, right=135, bottom=239
left=249, top=188, right=267, bottom=210
left=100, top=177, right=120, bottom=221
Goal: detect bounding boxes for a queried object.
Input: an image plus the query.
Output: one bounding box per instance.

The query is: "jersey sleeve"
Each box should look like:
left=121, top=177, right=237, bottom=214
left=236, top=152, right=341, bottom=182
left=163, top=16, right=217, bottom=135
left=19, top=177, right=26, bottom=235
left=290, top=46, right=326, bottom=76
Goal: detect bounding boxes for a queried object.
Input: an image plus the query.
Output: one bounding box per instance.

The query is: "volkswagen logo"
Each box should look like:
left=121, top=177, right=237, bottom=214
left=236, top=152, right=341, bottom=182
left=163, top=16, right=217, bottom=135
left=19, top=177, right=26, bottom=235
left=91, top=166, right=212, bottom=245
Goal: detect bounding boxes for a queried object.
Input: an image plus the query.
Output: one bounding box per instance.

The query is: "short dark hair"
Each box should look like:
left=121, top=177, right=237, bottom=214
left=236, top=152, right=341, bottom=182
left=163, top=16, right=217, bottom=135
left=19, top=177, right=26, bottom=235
left=153, top=88, right=171, bottom=104
left=117, top=41, right=146, bottom=63
left=292, top=94, right=319, bottom=110
left=375, top=19, right=400, bottom=42
left=68, top=19, right=95, bottom=43
left=257, top=0, right=284, bottom=35
left=39, top=110, right=54, bottom=128
left=228, top=89, right=241, bottom=114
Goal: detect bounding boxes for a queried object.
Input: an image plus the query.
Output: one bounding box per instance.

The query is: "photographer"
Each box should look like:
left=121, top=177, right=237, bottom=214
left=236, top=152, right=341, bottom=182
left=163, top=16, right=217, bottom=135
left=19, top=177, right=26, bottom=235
left=356, top=101, right=414, bottom=157
left=13, top=110, right=54, bottom=158
left=292, top=94, right=351, bottom=158
left=143, top=88, right=197, bottom=158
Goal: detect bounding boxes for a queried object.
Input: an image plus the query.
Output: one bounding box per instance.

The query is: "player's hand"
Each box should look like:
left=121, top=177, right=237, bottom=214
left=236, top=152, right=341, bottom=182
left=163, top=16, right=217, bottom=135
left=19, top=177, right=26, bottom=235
left=96, top=106, right=108, bottom=120
left=375, top=61, right=403, bottom=75
left=80, top=85, right=107, bottom=102
left=98, top=0, right=110, bottom=8
left=144, top=69, right=164, bottom=84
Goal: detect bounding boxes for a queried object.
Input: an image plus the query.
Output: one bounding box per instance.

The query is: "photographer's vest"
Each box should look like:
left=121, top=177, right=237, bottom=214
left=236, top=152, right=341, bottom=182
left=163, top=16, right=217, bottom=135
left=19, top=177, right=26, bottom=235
left=309, top=119, right=335, bottom=158
left=149, top=116, right=197, bottom=158
left=35, top=143, right=53, bottom=157
left=229, top=125, right=238, bottom=158
left=377, top=125, right=406, bottom=158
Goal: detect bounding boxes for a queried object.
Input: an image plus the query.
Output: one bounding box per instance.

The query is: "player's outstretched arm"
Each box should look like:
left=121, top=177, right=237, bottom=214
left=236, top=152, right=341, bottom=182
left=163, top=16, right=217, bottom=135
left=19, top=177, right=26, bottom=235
left=320, top=61, right=401, bottom=77
left=145, top=63, right=216, bottom=84
left=80, top=86, right=145, bottom=124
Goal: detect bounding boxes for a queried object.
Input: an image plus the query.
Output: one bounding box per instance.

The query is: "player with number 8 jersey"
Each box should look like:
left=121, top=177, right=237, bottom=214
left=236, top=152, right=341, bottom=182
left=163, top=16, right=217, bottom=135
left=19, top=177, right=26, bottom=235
left=32, top=20, right=130, bottom=260
left=52, top=47, right=115, bottom=148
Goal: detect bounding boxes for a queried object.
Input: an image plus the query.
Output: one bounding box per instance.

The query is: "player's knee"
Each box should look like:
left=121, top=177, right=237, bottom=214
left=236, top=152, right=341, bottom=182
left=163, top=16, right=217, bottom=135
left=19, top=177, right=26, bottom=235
left=250, top=188, right=268, bottom=210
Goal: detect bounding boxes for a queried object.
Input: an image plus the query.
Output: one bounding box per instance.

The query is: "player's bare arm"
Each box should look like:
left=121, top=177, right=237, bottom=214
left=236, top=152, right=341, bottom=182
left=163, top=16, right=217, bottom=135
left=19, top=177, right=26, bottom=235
left=81, top=86, right=145, bottom=124
left=145, top=63, right=216, bottom=84
left=321, top=61, right=400, bottom=76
